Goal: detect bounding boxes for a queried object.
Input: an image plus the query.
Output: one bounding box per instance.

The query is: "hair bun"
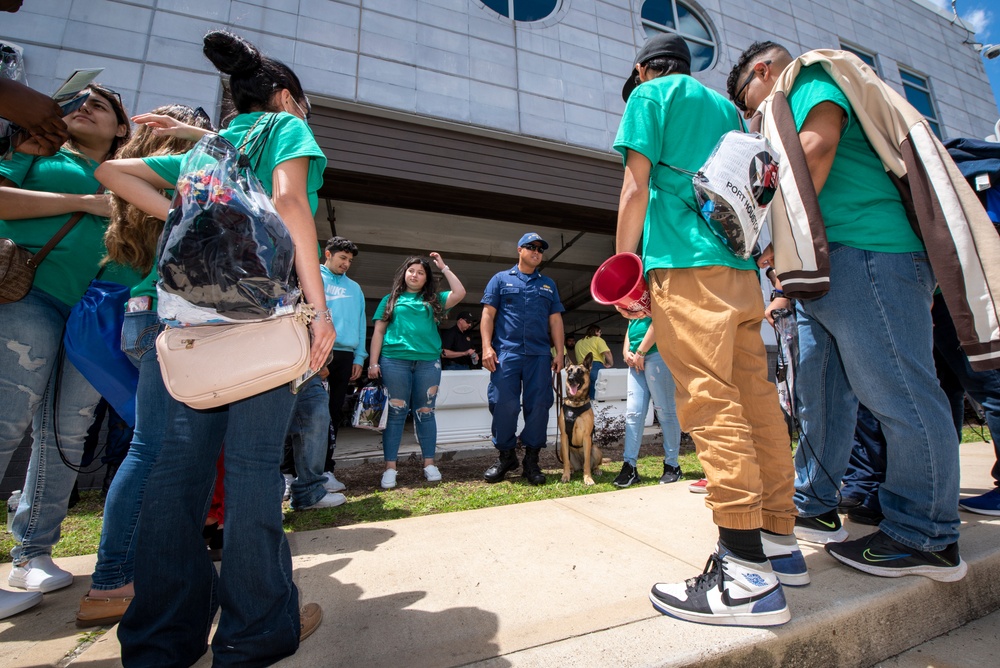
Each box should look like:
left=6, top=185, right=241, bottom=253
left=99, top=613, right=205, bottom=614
left=203, top=30, right=262, bottom=76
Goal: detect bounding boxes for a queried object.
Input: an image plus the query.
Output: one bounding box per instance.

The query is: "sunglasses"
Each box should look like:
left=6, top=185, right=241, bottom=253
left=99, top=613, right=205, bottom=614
left=521, top=244, right=545, bottom=253
left=733, top=60, right=770, bottom=113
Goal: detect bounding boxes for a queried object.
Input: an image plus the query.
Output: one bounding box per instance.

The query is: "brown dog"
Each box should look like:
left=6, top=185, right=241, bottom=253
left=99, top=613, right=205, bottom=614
left=560, top=353, right=601, bottom=485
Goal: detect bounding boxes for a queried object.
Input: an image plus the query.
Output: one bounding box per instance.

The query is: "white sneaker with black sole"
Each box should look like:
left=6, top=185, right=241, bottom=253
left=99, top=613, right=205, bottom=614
left=649, top=548, right=790, bottom=627
left=761, top=532, right=810, bottom=586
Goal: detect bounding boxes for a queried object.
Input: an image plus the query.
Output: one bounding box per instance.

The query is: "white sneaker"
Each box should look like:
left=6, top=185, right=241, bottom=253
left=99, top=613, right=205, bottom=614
left=282, top=474, right=294, bottom=502
left=423, top=465, right=442, bottom=482
left=381, top=469, right=397, bottom=490
left=649, top=548, right=790, bottom=627
left=8, top=555, right=74, bottom=593
left=323, top=471, right=346, bottom=493
left=299, top=492, right=347, bottom=510
left=0, top=589, right=42, bottom=620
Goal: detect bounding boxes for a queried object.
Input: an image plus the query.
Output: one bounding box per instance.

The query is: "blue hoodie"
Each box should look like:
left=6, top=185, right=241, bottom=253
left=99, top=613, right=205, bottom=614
left=321, top=265, right=368, bottom=364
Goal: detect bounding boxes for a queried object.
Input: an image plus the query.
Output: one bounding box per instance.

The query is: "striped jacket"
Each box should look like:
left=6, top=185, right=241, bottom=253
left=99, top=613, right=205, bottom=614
left=755, top=50, right=1000, bottom=371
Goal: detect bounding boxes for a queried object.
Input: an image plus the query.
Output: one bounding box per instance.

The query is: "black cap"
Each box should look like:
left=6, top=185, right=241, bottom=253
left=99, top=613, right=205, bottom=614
left=457, top=311, right=476, bottom=324
left=622, top=33, right=691, bottom=102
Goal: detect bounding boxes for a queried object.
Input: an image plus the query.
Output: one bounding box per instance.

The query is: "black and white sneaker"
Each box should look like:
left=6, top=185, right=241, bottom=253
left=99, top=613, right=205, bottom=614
left=761, top=532, right=810, bottom=586
left=659, top=463, right=682, bottom=484
left=649, top=548, right=790, bottom=627
left=613, top=462, right=640, bottom=488
left=794, top=509, right=848, bottom=544
left=825, top=530, right=967, bottom=582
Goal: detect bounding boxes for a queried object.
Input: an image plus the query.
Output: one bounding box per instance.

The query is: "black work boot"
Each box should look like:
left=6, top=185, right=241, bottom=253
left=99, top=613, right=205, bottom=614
left=521, top=447, right=547, bottom=486
left=484, top=449, right=519, bottom=483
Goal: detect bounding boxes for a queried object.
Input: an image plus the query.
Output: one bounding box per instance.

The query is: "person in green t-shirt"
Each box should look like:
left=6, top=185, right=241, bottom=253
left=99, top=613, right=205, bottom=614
left=96, top=30, right=334, bottom=663
left=368, top=253, right=466, bottom=489
left=0, top=84, right=130, bottom=601
left=76, top=104, right=213, bottom=630
left=614, top=33, right=797, bottom=628
left=731, top=42, right=964, bottom=583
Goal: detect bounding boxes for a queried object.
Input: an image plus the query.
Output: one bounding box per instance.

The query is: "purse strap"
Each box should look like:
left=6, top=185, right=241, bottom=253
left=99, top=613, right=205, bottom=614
left=0, top=176, right=104, bottom=269
left=236, top=113, right=276, bottom=173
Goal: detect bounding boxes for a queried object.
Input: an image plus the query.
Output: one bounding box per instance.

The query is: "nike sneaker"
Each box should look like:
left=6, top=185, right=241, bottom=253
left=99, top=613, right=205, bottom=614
left=794, top=508, right=848, bottom=544
left=825, top=530, right=967, bottom=582
left=761, top=532, right=810, bottom=586
left=649, top=547, right=790, bottom=627
left=959, top=488, right=1000, bottom=516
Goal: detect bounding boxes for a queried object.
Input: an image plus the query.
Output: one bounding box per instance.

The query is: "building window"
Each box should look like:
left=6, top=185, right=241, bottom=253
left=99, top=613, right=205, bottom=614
left=480, top=0, right=558, bottom=22
left=900, top=69, right=942, bottom=139
left=840, top=43, right=878, bottom=75
left=640, top=1, right=716, bottom=72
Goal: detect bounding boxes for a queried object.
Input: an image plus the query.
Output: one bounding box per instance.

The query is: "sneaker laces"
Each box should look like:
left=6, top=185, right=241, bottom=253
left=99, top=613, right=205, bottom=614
left=684, top=552, right=726, bottom=596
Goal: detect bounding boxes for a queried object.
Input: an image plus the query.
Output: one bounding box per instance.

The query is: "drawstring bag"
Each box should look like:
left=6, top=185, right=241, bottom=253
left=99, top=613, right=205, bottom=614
left=63, top=279, right=139, bottom=426
left=156, top=114, right=298, bottom=327
left=663, top=131, right=780, bottom=259
left=352, top=382, right=388, bottom=432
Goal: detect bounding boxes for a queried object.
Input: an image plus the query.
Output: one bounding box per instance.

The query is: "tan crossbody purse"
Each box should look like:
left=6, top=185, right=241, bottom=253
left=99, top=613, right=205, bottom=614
left=155, top=303, right=314, bottom=410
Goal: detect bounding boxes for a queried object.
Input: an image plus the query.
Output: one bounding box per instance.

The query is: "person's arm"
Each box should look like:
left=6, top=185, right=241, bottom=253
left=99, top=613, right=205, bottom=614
left=0, top=185, right=111, bottom=220
left=798, top=101, right=845, bottom=195
left=368, top=319, right=387, bottom=379
left=549, top=313, right=565, bottom=373
left=131, top=113, right=213, bottom=141
left=351, top=290, right=367, bottom=382
left=615, top=149, right=652, bottom=254
left=602, top=348, right=613, bottom=367
left=480, top=304, right=498, bottom=372
left=0, top=79, right=69, bottom=153
left=95, top=159, right=173, bottom=220
left=429, top=252, right=466, bottom=308
left=633, top=325, right=657, bottom=372
left=623, top=331, right=635, bottom=368
left=271, top=157, right=335, bottom=371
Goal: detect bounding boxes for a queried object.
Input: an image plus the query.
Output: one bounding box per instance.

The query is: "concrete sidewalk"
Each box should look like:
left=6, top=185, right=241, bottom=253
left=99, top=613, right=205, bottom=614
left=2, top=441, right=999, bottom=668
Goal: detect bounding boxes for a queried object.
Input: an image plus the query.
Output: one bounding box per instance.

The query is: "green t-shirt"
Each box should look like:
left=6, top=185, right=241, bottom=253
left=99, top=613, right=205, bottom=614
left=0, top=150, right=112, bottom=305
left=627, top=317, right=658, bottom=355
left=614, top=75, right=755, bottom=273
left=575, top=335, right=611, bottom=365
left=144, top=111, right=327, bottom=215
left=787, top=65, right=923, bottom=253
left=373, top=291, right=450, bottom=361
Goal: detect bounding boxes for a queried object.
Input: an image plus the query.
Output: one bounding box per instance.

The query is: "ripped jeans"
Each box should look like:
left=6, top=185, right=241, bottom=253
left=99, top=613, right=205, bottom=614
left=0, top=287, right=100, bottom=564
left=379, top=357, right=441, bottom=461
left=623, top=351, right=681, bottom=468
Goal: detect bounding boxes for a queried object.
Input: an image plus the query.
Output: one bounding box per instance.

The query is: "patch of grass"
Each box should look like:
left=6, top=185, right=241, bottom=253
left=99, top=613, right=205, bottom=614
left=1, top=448, right=706, bottom=563
left=962, top=424, right=991, bottom=444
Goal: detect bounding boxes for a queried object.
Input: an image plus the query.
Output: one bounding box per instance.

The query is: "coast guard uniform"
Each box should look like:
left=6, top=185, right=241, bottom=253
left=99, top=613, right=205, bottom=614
left=481, top=265, right=565, bottom=450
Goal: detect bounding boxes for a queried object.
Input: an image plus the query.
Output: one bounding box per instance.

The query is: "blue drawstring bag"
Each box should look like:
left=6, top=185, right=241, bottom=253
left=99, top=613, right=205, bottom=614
left=63, top=280, right=139, bottom=426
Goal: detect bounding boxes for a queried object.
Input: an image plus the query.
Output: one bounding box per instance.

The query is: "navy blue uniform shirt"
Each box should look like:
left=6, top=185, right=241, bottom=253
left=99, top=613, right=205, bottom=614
left=482, top=265, right=564, bottom=356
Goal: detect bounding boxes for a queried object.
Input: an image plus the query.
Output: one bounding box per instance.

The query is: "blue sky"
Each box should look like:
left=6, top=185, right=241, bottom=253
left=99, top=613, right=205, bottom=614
left=935, top=0, right=1000, bottom=116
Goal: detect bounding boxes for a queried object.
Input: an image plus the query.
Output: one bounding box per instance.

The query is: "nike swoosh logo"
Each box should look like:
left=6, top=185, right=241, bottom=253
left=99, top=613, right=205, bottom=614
left=720, top=586, right=778, bottom=607
left=816, top=518, right=837, bottom=529
left=862, top=549, right=910, bottom=562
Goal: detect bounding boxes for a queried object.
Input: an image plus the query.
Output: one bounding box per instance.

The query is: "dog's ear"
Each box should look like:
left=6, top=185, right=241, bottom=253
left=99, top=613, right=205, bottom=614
left=583, top=352, right=593, bottom=369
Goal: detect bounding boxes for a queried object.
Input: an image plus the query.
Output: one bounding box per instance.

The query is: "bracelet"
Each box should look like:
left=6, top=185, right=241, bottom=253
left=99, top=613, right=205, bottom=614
left=314, top=309, right=332, bottom=323
left=371, top=364, right=380, bottom=368
left=770, top=291, right=787, bottom=302
left=440, top=265, right=450, bottom=272
left=635, top=350, right=645, bottom=357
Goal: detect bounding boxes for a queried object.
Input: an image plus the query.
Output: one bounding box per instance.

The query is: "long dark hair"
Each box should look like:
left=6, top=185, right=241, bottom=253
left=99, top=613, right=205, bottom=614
left=64, top=84, right=130, bottom=161
left=202, top=30, right=305, bottom=115
left=381, top=256, right=443, bottom=325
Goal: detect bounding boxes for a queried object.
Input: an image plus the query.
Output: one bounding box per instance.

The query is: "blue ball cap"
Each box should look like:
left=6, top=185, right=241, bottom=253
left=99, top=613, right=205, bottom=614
left=518, top=232, right=549, bottom=250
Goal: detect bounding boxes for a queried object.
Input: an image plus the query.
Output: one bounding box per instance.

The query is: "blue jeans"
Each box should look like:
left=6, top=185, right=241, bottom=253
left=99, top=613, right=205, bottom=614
left=588, top=361, right=604, bottom=400
left=118, top=371, right=300, bottom=667
left=0, top=287, right=100, bottom=565
left=931, top=292, right=1000, bottom=486
left=623, top=351, right=681, bottom=467
left=793, top=245, right=960, bottom=550
left=287, top=376, right=330, bottom=508
left=488, top=352, right=553, bottom=450
left=91, top=310, right=165, bottom=590
left=839, top=404, right=886, bottom=512
left=379, top=357, right=441, bottom=462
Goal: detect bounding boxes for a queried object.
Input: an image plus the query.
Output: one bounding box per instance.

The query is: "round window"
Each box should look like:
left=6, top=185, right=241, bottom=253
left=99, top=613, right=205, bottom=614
left=480, top=0, right=559, bottom=22
left=640, top=1, right=717, bottom=72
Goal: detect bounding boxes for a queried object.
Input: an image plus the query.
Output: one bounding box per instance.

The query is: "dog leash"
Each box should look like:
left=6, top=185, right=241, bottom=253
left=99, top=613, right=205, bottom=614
left=552, top=368, right=563, bottom=465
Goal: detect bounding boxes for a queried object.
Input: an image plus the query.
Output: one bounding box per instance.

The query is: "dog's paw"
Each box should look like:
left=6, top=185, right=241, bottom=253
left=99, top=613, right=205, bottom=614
left=583, top=476, right=595, bottom=486
left=560, top=473, right=571, bottom=483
